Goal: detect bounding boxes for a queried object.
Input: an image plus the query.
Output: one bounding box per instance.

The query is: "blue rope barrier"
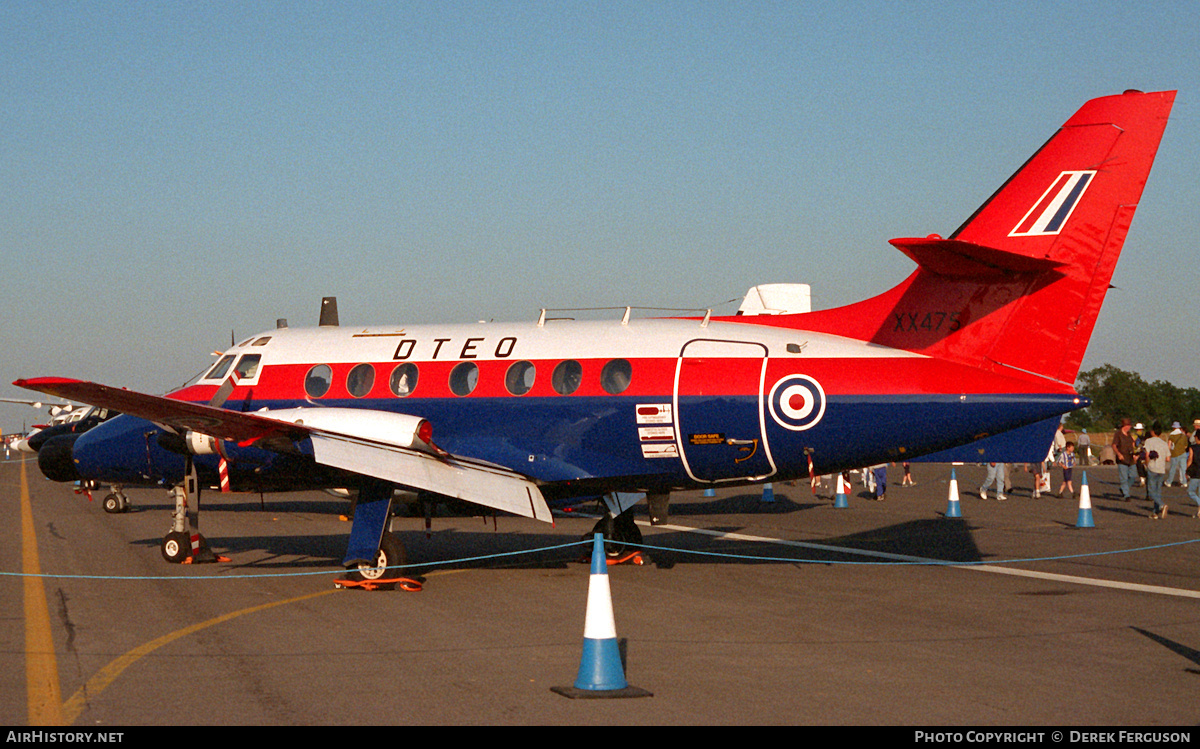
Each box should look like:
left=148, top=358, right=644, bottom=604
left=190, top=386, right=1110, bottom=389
left=2, top=535, right=1198, bottom=581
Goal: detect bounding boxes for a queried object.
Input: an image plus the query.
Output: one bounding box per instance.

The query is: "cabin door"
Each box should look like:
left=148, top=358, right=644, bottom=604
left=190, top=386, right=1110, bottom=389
left=674, top=339, right=776, bottom=483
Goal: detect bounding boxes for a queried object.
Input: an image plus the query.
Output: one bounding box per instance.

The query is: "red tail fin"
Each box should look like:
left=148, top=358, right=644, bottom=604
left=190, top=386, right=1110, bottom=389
left=793, top=90, right=1175, bottom=386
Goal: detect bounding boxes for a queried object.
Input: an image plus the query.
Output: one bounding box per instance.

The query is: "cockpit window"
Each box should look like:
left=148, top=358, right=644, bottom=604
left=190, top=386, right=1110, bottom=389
left=204, top=355, right=236, bottom=380
left=251, top=337, right=272, bottom=346
left=234, top=354, right=261, bottom=380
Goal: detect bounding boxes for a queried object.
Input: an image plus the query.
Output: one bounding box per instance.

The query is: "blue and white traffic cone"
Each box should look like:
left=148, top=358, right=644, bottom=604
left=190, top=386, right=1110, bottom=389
left=945, top=468, right=962, bottom=518
left=1076, top=472, right=1094, bottom=528
left=761, top=482, right=775, bottom=503
left=834, top=473, right=849, bottom=509
left=552, top=534, right=651, bottom=699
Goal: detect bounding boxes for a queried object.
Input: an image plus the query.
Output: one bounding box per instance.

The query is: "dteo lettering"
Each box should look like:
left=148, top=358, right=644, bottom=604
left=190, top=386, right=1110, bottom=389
left=393, top=336, right=519, bottom=361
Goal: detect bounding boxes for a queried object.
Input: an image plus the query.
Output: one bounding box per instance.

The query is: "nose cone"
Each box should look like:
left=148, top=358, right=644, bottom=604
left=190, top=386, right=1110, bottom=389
left=38, top=434, right=81, bottom=482
left=27, top=423, right=73, bottom=453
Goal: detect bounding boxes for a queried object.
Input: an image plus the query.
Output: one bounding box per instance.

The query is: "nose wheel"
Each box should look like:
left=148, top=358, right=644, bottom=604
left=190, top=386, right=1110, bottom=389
left=161, top=531, right=191, bottom=563
left=102, top=486, right=130, bottom=514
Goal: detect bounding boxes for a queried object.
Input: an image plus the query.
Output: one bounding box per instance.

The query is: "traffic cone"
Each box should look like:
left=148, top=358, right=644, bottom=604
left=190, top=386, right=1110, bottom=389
left=761, top=482, right=775, bottom=503
left=834, top=473, right=849, bottom=508
left=945, top=468, right=962, bottom=518
left=552, top=534, right=651, bottom=699
left=1076, top=471, right=1094, bottom=528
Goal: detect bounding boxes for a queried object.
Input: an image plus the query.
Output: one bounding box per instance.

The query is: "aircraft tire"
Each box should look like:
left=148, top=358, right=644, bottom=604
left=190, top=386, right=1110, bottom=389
left=103, top=494, right=123, bottom=514
left=161, top=531, right=191, bottom=563
left=350, top=531, right=407, bottom=582
left=587, top=512, right=642, bottom=557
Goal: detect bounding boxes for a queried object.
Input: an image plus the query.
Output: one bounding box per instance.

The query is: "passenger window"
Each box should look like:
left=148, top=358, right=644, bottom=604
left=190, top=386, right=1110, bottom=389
left=205, top=355, right=236, bottom=380
left=449, top=362, right=479, bottom=396
left=389, top=363, right=419, bottom=397
left=234, top=354, right=261, bottom=379
left=347, top=364, right=375, bottom=398
left=305, top=364, right=332, bottom=398
left=552, top=360, right=582, bottom=395
left=505, top=361, right=536, bottom=396
left=601, top=359, right=632, bottom=395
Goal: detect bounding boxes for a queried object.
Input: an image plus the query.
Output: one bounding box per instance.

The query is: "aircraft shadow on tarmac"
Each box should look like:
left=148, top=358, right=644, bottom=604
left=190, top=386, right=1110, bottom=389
left=631, top=517, right=984, bottom=570
left=113, top=487, right=989, bottom=573
left=122, top=514, right=986, bottom=574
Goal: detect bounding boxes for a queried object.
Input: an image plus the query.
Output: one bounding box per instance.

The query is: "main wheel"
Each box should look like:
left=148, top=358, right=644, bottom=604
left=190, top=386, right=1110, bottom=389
left=352, top=531, right=407, bottom=581
left=586, top=512, right=643, bottom=557
left=161, top=531, right=191, bottom=563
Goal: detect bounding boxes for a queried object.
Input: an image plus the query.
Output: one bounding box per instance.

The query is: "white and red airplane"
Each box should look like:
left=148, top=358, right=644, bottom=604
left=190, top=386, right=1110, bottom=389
left=16, top=90, right=1175, bottom=582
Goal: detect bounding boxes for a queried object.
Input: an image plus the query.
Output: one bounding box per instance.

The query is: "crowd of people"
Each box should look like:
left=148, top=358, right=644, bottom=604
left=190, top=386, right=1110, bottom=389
left=974, top=418, right=1200, bottom=519
left=838, top=418, right=1200, bottom=520
left=1107, top=417, right=1200, bottom=519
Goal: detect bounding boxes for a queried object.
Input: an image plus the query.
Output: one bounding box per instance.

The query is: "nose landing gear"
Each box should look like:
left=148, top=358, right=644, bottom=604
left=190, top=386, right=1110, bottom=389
left=160, top=459, right=228, bottom=564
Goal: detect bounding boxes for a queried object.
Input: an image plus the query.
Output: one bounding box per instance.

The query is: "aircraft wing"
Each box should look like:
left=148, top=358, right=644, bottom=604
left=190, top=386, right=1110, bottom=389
left=13, top=377, right=305, bottom=444
left=13, top=377, right=552, bottom=522
left=0, top=396, right=72, bottom=409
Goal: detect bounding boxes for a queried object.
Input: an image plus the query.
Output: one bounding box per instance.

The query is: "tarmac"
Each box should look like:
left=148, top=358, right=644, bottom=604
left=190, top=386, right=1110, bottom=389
left=4, top=455, right=1200, bottom=727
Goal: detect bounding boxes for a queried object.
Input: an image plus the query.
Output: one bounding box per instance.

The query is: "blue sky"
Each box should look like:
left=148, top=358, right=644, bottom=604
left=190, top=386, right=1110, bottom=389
left=2, top=1, right=1198, bottom=433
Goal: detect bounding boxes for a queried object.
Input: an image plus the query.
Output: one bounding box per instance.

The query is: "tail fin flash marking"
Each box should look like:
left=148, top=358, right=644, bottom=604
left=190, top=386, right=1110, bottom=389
left=1009, top=170, right=1096, bottom=236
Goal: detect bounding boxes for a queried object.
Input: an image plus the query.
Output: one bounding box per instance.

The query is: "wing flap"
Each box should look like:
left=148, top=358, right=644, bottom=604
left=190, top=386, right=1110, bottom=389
left=310, top=433, right=552, bottom=522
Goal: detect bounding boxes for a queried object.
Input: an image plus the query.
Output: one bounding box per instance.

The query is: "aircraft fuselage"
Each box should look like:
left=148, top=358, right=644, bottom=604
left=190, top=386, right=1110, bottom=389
left=67, top=316, right=1079, bottom=498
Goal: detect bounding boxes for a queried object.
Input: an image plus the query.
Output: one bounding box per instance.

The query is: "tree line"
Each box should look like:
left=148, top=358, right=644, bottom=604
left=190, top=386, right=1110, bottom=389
left=1069, top=364, right=1200, bottom=432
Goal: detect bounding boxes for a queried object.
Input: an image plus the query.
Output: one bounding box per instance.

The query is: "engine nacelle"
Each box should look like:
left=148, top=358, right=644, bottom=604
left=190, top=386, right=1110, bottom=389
left=258, top=408, right=438, bottom=452
left=156, top=430, right=228, bottom=457
left=186, top=431, right=223, bottom=456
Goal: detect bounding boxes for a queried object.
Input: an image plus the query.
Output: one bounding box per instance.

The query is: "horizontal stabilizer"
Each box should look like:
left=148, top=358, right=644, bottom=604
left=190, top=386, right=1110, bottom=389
left=889, top=236, right=1068, bottom=279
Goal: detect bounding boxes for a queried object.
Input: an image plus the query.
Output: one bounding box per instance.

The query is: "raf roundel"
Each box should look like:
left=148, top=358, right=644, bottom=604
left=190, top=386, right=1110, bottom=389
left=768, top=375, right=827, bottom=431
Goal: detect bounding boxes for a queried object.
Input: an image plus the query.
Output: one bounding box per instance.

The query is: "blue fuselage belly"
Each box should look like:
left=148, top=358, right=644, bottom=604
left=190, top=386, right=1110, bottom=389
left=70, top=391, right=1079, bottom=494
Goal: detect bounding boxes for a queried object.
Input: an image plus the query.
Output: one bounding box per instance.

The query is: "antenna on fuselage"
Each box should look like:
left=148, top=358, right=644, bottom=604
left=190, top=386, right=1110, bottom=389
left=319, top=297, right=339, bottom=327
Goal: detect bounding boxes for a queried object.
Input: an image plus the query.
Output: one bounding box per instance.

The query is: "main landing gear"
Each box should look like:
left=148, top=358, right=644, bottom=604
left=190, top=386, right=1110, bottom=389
left=585, top=492, right=660, bottom=566
left=334, top=480, right=421, bottom=591
left=334, top=530, right=421, bottom=591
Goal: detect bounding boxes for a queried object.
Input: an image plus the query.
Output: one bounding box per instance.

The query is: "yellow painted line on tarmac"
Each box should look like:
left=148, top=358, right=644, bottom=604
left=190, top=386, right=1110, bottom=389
left=21, top=459, right=64, bottom=725
left=59, top=568, right=459, bottom=724
left=60, top=587, right=340, bottom=724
